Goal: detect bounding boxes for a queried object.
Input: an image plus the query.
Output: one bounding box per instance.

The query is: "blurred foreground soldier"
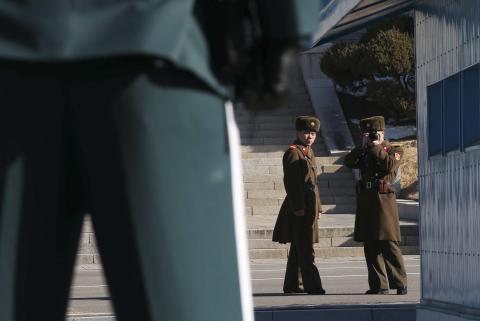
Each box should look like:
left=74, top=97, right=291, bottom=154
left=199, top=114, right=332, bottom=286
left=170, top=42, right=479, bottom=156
left=0, top=1, right=324, bottom=321
left=344, top=116, right=408, bottom=295
left=272, top=116, right=325, bottom=295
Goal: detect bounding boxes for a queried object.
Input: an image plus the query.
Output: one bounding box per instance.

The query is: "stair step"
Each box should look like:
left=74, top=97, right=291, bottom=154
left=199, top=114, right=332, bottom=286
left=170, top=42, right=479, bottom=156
left=235, top=115, right=301, bottom=124
left=244, top=182, right=358, bottom=194
left=262, top=185, right=356, bottom=196
left=240, top=137, right=327, bottom=146
left=317, top=172, right=355, bottom=180
left=240, top=130, right=319, bottom=139
left=243, top=162, right=347, bottom=171
left=247, top=190, right=285, bottom=199
left=242, top=164, right=350, bottom=176
left=320, top=204, right=357, bottom=213
left=245, top=198, right=282, bottom=207
left=243, top=173, right=355, bottom=185
left=238, top=123, right=297, bottom=131
left=241, top=151, right=331, bottom=158
left=249, top=235, right=419, bottom=250
left=245, top=190, right=355, bottom=203
left=248, top=246, right=419, bottom=259
left=241, top=145, right=326, bottom=154
left=317, top=187, right=356, bottom=196
left=244, top=183, right=355, bottom=195
left=247, top=225, right=419, bottom=239
left=234, top=107, right=312, bottom=117
left=246, top=203, right=357, bottom=216
left=242, top=156, right=344, bottom=166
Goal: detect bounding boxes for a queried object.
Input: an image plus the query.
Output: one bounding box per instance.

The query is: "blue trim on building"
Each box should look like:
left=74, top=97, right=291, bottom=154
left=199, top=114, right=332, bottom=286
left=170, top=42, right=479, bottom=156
left=426, top=64, right=480, bottom=157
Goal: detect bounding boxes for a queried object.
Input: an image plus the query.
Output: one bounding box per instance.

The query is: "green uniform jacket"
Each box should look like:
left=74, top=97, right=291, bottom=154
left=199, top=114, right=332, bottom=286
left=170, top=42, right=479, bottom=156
left=273, top=141, right=322, bottom=244
left=0, top=0, right=322, bottom=96
left=344, top=141, right=403, bottom=241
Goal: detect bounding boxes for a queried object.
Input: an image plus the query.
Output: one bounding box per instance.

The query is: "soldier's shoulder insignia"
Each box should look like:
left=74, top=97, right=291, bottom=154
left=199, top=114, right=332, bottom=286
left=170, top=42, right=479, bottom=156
left=394, top=153, right=401, bottom=160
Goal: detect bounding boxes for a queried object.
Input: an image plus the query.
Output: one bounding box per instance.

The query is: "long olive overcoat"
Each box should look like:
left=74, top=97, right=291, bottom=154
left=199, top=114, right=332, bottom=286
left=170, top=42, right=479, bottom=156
left=344, top=140, right=403, bottom=241
left=272, top=141, right=321, bottom=244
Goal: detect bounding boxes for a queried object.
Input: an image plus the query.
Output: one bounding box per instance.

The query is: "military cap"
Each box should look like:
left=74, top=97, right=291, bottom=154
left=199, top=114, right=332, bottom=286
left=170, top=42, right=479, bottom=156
left=359, top=116, right=385, bottom=132
left=295, top=116, right=320, bottom=132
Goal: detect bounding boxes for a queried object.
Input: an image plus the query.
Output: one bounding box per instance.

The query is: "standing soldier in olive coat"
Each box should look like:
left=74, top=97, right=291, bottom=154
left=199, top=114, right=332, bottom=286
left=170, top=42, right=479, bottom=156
left=344, top=116, right=408, bottom=295
left=273, top=116, right=325, bottom=295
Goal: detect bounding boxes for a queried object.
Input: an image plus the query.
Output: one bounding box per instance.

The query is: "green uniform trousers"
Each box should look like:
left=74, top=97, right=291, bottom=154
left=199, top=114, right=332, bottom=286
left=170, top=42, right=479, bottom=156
left=283, top=215, right=323, bottom=292
left=0, top=58, right=249, bottom=321
left=364, top=240, right=407, bottom=290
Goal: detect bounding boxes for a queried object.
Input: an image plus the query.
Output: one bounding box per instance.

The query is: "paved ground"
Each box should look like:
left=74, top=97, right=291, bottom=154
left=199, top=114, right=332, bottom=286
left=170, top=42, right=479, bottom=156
left=67, top=255, right=420, bottom=318
left=252, top=255, right=420, bottom=307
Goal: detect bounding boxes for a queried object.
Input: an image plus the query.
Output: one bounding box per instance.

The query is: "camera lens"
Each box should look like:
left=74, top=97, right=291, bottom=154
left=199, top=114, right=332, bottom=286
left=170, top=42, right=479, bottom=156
left=369, top=131, right=380, bottom=141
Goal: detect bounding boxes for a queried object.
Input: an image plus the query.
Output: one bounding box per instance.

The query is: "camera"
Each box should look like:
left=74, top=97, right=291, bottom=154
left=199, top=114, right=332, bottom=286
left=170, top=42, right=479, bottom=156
left=368, top=131, right=380, bottom=141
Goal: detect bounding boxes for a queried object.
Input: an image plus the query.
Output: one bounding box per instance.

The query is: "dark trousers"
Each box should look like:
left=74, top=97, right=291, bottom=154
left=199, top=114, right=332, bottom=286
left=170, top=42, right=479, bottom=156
left=364, top=240, right=407, bottom=290
left=0, top=59, right=247, bottom=321
left=283, top=215, right=322, bottom=292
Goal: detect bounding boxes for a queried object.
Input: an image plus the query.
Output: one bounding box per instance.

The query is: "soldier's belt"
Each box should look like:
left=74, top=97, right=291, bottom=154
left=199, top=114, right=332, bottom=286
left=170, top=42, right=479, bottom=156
left=359, top=180, right=378, bottom=190
left=358, top=179, right=393, bottom=193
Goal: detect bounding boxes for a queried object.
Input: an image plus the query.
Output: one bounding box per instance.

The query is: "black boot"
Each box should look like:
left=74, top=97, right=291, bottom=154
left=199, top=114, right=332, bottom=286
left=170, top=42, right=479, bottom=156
left=365, top=289, right=389, bottom=294
left=396, top=286, right=408, bottom=295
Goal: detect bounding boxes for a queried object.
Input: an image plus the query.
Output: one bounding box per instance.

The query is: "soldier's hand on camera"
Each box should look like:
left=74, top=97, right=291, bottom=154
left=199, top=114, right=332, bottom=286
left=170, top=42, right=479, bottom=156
left=361, top=133, right=370, bottom=148
left=371, top=131, right=385, bottom=145
left=294, top=209, right=305, bottom=217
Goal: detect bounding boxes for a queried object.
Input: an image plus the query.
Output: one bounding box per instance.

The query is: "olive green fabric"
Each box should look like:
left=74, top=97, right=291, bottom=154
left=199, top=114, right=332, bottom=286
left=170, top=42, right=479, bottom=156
left=344, top=139, right=407, bottom=292
left=359, top=116, right=386, bottom=132
left=273, top=141, right=322, bottom=244
left=283, top=215, right=323, bottom=293
left=364, top=240, right=407, bottom=290
left=0, top=61, right=243, bottom=321
left=0, top=0, right=323, bottom=96
left=344, top=140, right=403, bottom=241
left=273, top=140, right=324, bottom=294
left=295, top=116, right=320, bottom=132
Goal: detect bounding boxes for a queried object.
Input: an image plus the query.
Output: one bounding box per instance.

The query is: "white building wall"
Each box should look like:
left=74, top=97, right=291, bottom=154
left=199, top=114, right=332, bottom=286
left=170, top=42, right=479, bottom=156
left=416, top=0, right=480, bottom=318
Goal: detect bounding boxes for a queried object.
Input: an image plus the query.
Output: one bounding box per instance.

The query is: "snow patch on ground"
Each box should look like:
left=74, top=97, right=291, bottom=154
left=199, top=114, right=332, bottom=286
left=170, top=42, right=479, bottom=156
left=385, top=125, right=417, bottom=140
left=349, top=118, right=416, bottom=140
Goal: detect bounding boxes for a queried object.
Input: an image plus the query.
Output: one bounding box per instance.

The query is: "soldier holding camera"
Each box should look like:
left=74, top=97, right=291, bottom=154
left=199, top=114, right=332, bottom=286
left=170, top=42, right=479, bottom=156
left=344, top=116, right=408, bottom=295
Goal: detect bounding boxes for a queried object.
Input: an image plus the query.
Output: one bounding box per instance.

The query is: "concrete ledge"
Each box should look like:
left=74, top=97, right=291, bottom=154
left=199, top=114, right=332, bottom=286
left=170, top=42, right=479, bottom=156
left=418, top=300, right=480, bottom=321
left=248, top=246, right=418, bottom=259
left=301, top=48, right=355, bottom=155
left=66, top=304, right=416, bottom=321
left=66, top=316, right=115, bottom=321
left=397, top=199, right=419, bottom=221
left=256, top=303, right=416, bottom=321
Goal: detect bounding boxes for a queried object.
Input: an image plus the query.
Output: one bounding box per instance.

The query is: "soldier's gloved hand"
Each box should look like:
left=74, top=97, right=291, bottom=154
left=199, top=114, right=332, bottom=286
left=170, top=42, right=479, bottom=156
left=361, top=133, right=370, bottom=148
left=293, top=209, right=305, bottom=217
left=371, top=132, right=384, bottom=146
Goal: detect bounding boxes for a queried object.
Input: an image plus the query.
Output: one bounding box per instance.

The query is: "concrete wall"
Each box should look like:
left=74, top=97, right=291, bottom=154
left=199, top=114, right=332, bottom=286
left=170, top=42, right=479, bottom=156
left=300, top=45, right=355, bottom=154
left=415, top=0, right=480, bottom=319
